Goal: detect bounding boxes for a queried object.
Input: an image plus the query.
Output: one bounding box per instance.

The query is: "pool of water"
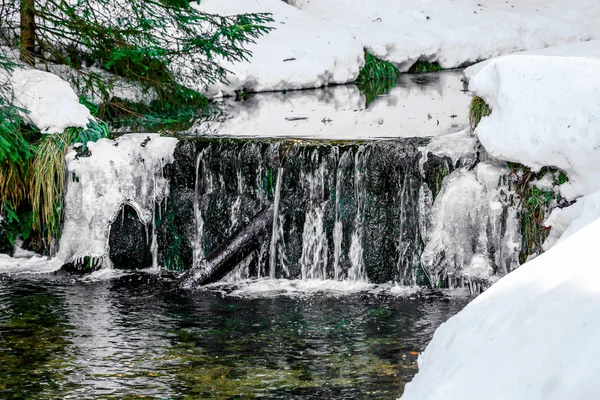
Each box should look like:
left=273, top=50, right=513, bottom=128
left=0, top=272, right=468, bottom=399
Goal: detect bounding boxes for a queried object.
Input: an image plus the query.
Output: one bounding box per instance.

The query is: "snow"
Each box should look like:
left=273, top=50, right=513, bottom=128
left=193, top=71, right=470, bottom=139
left=8, top=68, right=92, bottom=133
left=197, top=0, right=364, bottom=96
left=465, top=40, right=600, bottom=80
left=196, top=0, right=600, bottom=94
left=543, top=190, right=600, bottom=250
left=290, top=0, right=600, bottom=71
left=0, top=134, right=178, bottom=273
left=402, top=215, right=600, bottom=400
left=470, top=55, right=600, bottom=200
left=59, top=134, right=177, bottom=264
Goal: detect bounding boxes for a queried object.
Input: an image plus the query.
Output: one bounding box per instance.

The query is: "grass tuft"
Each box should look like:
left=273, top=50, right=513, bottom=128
left=356, top=52, right=399, bottom=83
left=407, top=61, right=443, bottom=74
left=469, top=96, right=491, bottom=133
left=355, top=52, right=399, bottom=107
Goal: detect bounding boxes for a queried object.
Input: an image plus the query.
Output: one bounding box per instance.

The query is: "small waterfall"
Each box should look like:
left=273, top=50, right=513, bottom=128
left=333, top=150, right=351, bottom=280
left=269, top=167, right=283, bottom=278
left=348, top=146, right=367, bottom=282
left=300, top=151, right=329, bottom=280
left=193, top=147, right=210, bottom=266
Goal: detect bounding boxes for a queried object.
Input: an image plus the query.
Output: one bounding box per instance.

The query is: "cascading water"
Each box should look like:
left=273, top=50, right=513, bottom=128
left=153, top=137, right=443, bottom=285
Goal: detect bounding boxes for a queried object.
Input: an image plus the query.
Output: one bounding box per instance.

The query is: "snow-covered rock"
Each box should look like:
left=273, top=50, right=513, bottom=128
left=197, top=0, right=365, bottom=96
left=288, top=0, right=600, bottom=71
left=59, top=134, right=177, bottom=264
left=8, top=69, right=92, bottom=133
left=470, top=55, right=600, bottom=200
left=402, top=214, right=600, bottom=400
left=464, top=40, right=600, bottom=79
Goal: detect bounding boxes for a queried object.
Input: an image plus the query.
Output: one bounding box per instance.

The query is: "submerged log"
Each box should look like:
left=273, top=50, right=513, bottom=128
left=179, top=204, right=274, bottom=289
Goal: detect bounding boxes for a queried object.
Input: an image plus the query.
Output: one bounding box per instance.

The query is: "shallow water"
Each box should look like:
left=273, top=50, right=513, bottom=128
left=0, top=272, right=467, bottom=399
left=193, top=70, right=471, bottom=139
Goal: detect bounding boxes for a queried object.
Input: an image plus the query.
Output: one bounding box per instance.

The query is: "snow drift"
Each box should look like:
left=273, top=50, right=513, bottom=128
left=470, top=55, right=600, bottom=200
left=402, top=215, right=600, bottom=400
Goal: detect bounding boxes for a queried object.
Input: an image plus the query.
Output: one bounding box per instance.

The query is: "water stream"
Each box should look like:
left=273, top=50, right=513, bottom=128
left=0, top=273, right=467, bottom=399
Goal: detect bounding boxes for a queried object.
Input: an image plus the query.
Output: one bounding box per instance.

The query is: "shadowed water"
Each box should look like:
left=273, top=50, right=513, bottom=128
left=0, top=273, right=467, bottom=399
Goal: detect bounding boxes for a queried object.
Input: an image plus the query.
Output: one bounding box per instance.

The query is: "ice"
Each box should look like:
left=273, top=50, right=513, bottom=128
left=420, top=159, right=519, bottom=288
left=8, top=68, right=91, bottom=133
left=58, top=134, right=178, bottom=264
left=402, top=216, right=600, bottom=400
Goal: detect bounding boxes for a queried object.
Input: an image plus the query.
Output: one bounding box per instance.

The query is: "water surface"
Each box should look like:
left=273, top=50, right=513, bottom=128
left=0, top=273, right=467, bottom=399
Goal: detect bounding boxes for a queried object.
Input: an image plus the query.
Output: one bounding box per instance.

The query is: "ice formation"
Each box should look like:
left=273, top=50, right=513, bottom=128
left=420, top=163, right=520, bottom=290
left=58, top=134, right=178, bottom=264
left=7, top=68, right=92, bottom=133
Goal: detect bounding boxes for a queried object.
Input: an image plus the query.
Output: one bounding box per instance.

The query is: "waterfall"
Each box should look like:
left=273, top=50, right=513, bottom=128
left=269, top=167, right=283, bottom=278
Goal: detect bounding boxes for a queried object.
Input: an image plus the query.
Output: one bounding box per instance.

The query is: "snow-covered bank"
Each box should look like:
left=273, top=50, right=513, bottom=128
left=197, top=0, right=364, bottom=96
left=402, top=215, right=600, bottom=400
left=290, top=0, right=600, bottom=71
left=193, top=71, right=470, bottom=139
left=470, top=55, right=600, bottom=200
left=2, top=68, right=91, bottom=133
left=464, top=40, right=600, bottom=79
left=197, top=0, right=600, bottom=94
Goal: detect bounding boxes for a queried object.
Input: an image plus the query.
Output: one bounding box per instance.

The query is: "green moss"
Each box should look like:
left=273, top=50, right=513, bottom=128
left=509, top=164, right=568, bottom=264
left=469, top=96, right=491, bottom=132
left=407, top=61, right=443, bottom=74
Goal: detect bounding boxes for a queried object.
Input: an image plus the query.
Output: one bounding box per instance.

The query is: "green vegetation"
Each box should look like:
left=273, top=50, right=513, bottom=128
left=469, top=96, right=491, bottom=132
left=0, top=1, right=273, bottom=252
left=2, top=0, right=273, bottom=127
left=407, top=61, right=443, bottom=74
left=355, top=52, right=399, bottom=106
left=509, top=163, right=569, bottom=264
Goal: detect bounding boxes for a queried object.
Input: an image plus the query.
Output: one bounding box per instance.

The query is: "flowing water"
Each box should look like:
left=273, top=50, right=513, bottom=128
left=0, top=72, right=491, bottom=398
left=0, top=273, right=467, bottom=399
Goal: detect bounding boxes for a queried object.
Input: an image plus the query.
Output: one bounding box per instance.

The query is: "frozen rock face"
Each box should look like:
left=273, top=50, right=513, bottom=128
left=8, top=69, right=91, bottom=133
left=59, top=134, right=178, bottom=265
left=420, top=160, right=520, bottom=290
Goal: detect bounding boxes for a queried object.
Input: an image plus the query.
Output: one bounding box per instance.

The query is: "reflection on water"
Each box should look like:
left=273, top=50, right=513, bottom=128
left=0, top=273, right=467, bottom=399
left=193, top=71, right=470, bottom=139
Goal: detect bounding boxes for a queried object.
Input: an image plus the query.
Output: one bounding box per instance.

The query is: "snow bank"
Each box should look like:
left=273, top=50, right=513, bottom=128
left=464, top=40, right=600, bottom=79
left=9, top=68, right=91, bottom=133
left=402, top=215, right=600, bottom=400
left=470, top=55, right=600, bottom=200
left=197, top=0, right=364, bottom=96
left=288, top=0, right=600, bottom=71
